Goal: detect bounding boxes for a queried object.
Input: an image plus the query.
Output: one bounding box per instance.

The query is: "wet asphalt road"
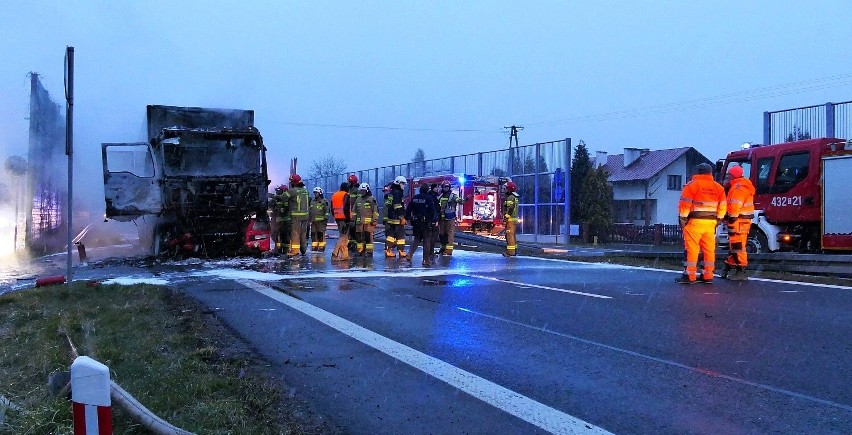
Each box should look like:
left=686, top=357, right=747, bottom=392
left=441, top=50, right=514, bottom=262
left=171, top=246, right=850, bottom=434
left=5, top=245, right=851, bottom=434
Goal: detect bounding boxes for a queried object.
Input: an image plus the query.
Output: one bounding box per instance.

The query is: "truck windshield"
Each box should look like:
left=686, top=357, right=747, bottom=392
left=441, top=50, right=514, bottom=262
left=161, top=136, right=262, bottom=176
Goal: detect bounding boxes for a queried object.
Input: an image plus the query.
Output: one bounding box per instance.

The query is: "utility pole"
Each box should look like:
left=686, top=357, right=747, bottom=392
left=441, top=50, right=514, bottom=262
left=504, top=125, right=523, bottom=177
left=65, top=46, right=74, bottom=285
left=504, top=125, right=523, bottom=148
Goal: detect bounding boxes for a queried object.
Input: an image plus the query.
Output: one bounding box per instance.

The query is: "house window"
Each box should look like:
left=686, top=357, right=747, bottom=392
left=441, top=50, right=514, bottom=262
left=667, top=175, right=682, bottom=190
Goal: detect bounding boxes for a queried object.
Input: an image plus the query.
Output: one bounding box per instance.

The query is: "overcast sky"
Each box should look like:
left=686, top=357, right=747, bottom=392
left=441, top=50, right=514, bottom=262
left=2, top=0, right=851, bottom=188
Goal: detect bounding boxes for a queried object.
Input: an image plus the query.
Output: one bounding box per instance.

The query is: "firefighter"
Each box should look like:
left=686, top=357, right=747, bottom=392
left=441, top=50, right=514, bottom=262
left=310, top=187, right=330, bottom=252
left=429, top=183, right=441, bottom=255
left=437, top=180, right=469, bottom=256
left=676, top=163, right=727, bottom=284
left=347, top=174, right=361, bottom=253
left=502, top=181, right=519, bottom=257
left=405, top=183, right=437, bottom=266
left=722, top=165, right=755, bottom=280
left=353, top=183, right=379, bottom=256
left=282, top=174, right=310, bottom=257
left=385, top=176, right=408, bottom=258
left=330, top=182, right=351, bottom=260
left=382, top=183, right=393, bottom=226
left=270, top=185, right=291, bottom=255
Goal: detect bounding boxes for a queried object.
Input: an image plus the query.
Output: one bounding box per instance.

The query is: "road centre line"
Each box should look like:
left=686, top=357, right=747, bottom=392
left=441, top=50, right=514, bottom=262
left=517, top=255, right=852, bottom=290
left=239, top=279, right=613, bottom=435
left=463, top=274, right=612, bottom=299
left=451, top=304, right=852, bottom=413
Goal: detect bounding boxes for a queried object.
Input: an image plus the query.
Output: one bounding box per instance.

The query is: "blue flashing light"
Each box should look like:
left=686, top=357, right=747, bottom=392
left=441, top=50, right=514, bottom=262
left=457, top=175, right=466, bottom=184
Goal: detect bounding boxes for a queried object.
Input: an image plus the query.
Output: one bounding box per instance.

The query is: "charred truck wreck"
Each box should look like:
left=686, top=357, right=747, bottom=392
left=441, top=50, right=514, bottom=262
left=102, top=105, right=270, bottom=256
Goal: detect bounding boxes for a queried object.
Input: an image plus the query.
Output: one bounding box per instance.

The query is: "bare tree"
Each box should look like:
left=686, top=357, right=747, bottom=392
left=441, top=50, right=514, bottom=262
left=308, top=154, right=347, bottom=179
left=412, top=148, right=426, bottom=176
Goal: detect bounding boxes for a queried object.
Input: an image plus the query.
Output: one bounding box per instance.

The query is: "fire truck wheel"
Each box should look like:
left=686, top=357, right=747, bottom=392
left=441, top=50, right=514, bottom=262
left=746, top=229, right=769, bottom=254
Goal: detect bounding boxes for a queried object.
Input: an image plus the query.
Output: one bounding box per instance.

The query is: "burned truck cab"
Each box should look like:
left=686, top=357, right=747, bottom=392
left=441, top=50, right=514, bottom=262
left=103, top=105, right=270, bottom=256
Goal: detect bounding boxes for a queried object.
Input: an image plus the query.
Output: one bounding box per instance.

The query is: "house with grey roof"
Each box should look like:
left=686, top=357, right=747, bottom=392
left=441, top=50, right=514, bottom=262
left=597, top=147, right=714, bottom=225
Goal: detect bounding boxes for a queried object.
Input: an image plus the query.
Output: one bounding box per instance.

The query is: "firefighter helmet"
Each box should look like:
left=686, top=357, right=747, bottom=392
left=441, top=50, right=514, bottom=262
left=348, top=174, right=359, bottom=184
left=275, top=184, right=287, bottom=193
left=505, top=181, right=517, bottom=193
left=441, top=180, right=451, bottom=188
left=359, top=182, right=370, bottom=191
left=313, top=186, right=323, bottom=195
left=393, top=176, right=407, bottom=186
left=727, top=165, right=744, bottom=178
left=289, top=173, right=302, bottom=184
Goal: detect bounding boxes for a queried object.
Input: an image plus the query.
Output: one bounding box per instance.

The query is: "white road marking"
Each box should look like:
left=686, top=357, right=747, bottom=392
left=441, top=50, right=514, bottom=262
left=464, top=274, right=612, bottom=299
left=451, top=304, right=852, bottom=413
left=239, top=279, right=612, bottom=435
left=495, top=253, right=852, bottom=290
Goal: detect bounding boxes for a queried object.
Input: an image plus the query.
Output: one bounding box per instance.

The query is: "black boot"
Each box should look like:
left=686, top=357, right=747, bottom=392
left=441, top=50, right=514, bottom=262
left=675, top=274, right=696, bottom=284
left=729, top=267, right=749, bottom=281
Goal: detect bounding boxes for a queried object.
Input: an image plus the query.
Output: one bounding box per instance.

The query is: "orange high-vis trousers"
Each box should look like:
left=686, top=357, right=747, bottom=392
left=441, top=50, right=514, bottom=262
left=725, top=218, right=751, bottom=268
left=682, top=218, right=718, bottom=281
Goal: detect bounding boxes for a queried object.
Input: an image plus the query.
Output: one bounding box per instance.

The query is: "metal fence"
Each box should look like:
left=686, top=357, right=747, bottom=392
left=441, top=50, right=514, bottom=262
left=304, top=139, right=573, bottom=242
left=586, top=223, right=683, bottom=245
left=764, top=101, right=852, bottom=144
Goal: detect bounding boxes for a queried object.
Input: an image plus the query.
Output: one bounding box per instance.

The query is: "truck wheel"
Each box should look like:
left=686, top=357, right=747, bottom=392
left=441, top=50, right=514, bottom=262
left=746, top=229, right=769, bottom=254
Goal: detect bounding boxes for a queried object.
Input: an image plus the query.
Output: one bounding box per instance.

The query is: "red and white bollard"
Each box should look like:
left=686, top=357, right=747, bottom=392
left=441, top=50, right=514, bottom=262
left=71, top=356, right=112, bottom=435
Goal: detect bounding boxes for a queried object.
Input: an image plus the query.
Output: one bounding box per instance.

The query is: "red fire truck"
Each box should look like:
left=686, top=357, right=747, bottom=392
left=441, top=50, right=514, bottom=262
left=718, top=137, right=852, bottom=252
left=407, top=174, right=511, bottom=234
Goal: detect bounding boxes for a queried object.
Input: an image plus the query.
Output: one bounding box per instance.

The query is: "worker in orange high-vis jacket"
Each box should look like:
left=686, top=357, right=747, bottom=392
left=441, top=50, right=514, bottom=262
left=722, top=164, right=755, bottom=281
left=330, top=182, right=351, bottom=260
left=676, top=163, right=727, bottom=284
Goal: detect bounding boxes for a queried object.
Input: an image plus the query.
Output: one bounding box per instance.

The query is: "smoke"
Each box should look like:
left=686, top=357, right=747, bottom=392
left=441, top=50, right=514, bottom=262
left=0, top=181, right=29, bottom=264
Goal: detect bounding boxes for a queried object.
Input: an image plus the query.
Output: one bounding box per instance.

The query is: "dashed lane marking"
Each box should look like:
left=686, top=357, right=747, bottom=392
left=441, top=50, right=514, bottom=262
left=464, top=274, right=613, bottom=299
left=239, top=279, right=613, bottom=435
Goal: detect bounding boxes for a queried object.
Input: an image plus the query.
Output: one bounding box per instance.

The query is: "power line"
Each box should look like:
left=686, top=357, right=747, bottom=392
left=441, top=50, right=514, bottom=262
left=525, top=73, right=852, bottom=127
left=280, top=121, right=501, bottom=134
left=280, top=73, right=852, bottom=135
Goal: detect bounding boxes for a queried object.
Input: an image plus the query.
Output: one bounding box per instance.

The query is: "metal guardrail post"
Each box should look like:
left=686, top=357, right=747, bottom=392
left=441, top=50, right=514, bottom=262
left=826, top=102, right=835, bottom=138
left=564, top=138, right=571, bottom=246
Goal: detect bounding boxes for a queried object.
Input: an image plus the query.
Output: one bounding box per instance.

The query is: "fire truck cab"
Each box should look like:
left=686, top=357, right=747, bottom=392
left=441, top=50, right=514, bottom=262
left=408, top=174, right=511, bottom=234
left=718, top=137, right=852, bottom=252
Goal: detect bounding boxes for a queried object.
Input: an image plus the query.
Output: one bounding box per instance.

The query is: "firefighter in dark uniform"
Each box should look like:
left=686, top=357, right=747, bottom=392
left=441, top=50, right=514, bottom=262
left=429, top=183, right=441, bottom=255
left=437, top=180, right=468, bottom=256
left=382, top=183, right=393, bottom=226
left=309, top=187, right=330, bottom=252
left=353, top=183, right=379, bottom=256
left=385, top=176, right=408, bottom=259
left=502, top=181, right=519, bottom=257
left=347, top=174, right=361, bottom=253
left=282, top=174, right=310, bottom=257
left=405, top=183, right=437, bottom=266
left=270, top=185, right=291, bottom=255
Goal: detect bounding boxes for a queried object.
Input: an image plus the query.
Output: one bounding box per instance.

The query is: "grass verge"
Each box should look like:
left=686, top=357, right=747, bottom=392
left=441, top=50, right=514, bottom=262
left=0, top=282, right=322, bottom=434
